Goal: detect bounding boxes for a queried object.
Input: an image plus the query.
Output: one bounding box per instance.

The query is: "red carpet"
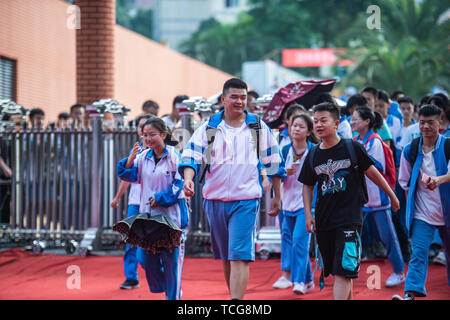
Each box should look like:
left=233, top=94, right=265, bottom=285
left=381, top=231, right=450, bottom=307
left=0, top=248, right=448, bottom=300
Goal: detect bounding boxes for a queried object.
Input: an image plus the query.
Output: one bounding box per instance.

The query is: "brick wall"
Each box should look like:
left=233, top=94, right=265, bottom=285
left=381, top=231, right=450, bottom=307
left=0, top=0, right=77, bottom=122
left=75, top=0, right=115, bottom=107
left=0, top=0, right=232, bottom=123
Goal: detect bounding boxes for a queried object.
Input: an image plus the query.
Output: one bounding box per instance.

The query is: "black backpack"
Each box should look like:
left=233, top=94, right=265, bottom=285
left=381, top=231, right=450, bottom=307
left=199, top=115, right=262, bottom=183
left=308, top=139, right=368, bottom=204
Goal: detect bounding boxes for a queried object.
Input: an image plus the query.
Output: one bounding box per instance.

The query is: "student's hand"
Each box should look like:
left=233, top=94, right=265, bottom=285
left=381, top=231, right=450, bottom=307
left=390, top=194, right=400, bottom=212
left=286, top=168, right=297, bottom=176
left=130, top=142, right=141, bottom=159
left=110, top=198, right=120, bottom=209
left=267, top=197, right=281, bottom=216
left=305, top=214, right=315, bottom=233
left=148, top=197, right=158, bottom=209
left=425, top=176, right=441, bottom=190
left=183, top=179, right=195, bottom=197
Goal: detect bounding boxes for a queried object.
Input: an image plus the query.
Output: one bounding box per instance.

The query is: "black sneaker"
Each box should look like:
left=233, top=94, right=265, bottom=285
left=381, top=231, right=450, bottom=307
left=392, top=292, right=414, bottom=300
left=120, top=279, right=139, bottom=289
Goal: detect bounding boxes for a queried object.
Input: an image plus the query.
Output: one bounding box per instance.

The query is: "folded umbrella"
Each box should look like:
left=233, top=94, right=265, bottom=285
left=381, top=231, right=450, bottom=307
left=113, top=212, right=182, bottom=254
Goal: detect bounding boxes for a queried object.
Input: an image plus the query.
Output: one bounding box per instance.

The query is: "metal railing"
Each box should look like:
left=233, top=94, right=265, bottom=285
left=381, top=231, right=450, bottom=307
left=0, top=98, right=279, bottom=255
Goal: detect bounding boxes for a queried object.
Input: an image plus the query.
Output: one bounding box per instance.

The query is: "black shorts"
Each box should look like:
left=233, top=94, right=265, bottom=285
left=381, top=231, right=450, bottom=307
left=316, top=225, right=362, bottom=279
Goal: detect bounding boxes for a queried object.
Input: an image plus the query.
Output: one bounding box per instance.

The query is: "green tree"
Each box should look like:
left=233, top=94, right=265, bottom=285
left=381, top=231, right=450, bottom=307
left=344, top=0, right=449, bottom=99
left=116, top=0, right=153, bottom=40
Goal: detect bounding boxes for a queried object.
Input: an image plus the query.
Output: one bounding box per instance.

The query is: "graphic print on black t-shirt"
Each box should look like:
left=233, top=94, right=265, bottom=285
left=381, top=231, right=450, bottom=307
left=298, top=139, right=374, bottom=231
left=314, top=158, right=351, bottom=195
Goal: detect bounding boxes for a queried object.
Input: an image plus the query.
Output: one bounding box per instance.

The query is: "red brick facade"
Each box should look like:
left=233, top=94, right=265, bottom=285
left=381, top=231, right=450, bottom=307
left=75, top=0, right=115, bottom=106
left=0, top=0, right=232, bottom=122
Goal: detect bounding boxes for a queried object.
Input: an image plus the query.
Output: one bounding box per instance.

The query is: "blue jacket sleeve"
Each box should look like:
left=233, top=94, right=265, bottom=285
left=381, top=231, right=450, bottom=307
left=154, top=177, right=184, bottom=208
left=117, top=157, right=139, bottom=183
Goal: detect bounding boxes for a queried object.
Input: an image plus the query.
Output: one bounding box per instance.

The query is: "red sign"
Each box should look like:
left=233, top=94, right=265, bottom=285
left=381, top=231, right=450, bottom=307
left=282, top=48, right=353, bottom=67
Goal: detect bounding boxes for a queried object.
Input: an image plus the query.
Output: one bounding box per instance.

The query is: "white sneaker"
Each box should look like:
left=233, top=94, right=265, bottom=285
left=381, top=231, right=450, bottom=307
left=306, top=281, right=315, bottom=292
left=272, top=276, right=292, bottom=289
left=293, top=281, right=314, bottom=295
left=386, top=273, right=405, bottom=287
left=432, top=251, right=446, bottom=265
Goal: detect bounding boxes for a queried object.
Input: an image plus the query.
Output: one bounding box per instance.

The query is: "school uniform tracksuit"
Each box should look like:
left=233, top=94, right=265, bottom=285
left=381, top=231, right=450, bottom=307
left=280, top=141, right=314, bottom=284
left=355, top=131, right=405, bottom=274
left=399, top=135, right=450, bottom=296
left=117, top=145, right=189, bottom=300
left=178, top=110, right=285, bottom=262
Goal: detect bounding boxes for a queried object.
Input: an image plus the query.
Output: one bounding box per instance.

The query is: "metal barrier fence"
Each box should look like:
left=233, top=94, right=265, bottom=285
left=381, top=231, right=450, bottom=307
left=0, top=98, right=279, bottom=256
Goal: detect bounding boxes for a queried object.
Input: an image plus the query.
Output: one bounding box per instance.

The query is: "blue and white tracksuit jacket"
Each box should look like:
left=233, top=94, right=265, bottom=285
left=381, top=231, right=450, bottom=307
left=355, top=130, right=391, bottom=212
left=398, top=134, right=450, bottom=235
left=117, top=145, right=188, bottom=229
left=178, top=110, right=286, bottom=201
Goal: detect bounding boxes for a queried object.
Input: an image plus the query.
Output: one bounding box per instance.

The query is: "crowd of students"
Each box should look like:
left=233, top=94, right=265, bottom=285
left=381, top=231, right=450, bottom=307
left=108, top=78, right=449, bottom=301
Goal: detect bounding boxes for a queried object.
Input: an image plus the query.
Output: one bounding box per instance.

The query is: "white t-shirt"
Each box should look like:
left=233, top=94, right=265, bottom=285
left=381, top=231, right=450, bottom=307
left=414, top=149, right=445, bottom=226
left=398, top=123, right=420, bottom=150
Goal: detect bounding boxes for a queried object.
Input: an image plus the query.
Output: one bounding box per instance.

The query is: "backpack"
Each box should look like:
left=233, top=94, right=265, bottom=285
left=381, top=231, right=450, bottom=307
left=353, top=133, right=396, bottom=190
left=308, top=139, right=368, bottom=204
left=199, top=114, right=262, bottom=183
left=407, top=137, right=450, bottom=186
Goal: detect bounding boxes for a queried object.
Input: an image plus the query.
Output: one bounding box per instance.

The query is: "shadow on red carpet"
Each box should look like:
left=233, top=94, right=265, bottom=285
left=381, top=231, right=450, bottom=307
left=0, top=248, right=448, bottom=300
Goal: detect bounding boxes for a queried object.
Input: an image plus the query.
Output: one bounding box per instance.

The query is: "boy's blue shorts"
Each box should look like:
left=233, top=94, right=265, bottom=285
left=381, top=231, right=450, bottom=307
left=203, top=199, right=260, bottom=261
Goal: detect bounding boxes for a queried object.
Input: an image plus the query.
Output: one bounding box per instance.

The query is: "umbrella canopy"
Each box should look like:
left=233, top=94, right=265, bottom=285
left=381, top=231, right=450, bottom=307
left=263, top=79, right=337, bottom=128
left=113, top=212, right=182, bottom=254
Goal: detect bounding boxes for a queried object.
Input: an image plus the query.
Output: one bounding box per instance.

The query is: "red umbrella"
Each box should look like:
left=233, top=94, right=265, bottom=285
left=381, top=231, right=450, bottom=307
left=263, top=78, right=337, bottom=128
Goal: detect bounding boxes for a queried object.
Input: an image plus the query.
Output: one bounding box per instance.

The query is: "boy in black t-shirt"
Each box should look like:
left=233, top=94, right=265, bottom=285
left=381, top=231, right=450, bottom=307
left=298, top=102, right=400, bottom=300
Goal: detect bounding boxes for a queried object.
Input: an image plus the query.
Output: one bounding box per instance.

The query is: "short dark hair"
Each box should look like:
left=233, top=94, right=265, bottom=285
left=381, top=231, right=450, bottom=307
left=397, top=96, right=414, bottom=105
left=390, top=90, right=405, bottom=101
left=136, top=114, right=154, bottom=126
left=70, top=104, right=85, bottom=113
left=29, top=108, right=45, bottom=118
left=173, top=95, right=189, bottom=107
left=142, top=100, right=159, bottom=111
left=222, top=78, right=247, bottom=95
left=419, top=94, right=431, bottom=107
left=377, top=89, right=390, bottom=103
left=248, top=90, right=259, bottom=99
left=346, top=93, right=367, bottom=109
left=362, top=86, right=378, bottom=98
left=58, top=112, right=70, bottom=120
left=418, top=104, right=442, bottom=118
left=429, top=93, right=450, bottom=120
left=285, top=103, right=306, bottom=121
left=312, top=102, right=340, bottom=120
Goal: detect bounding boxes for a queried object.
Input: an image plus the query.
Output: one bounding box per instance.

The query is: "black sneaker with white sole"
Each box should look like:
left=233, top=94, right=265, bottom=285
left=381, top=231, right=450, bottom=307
left=392, top=292, right=414, bottom=300
left=120, top=279, right=140, bottom=289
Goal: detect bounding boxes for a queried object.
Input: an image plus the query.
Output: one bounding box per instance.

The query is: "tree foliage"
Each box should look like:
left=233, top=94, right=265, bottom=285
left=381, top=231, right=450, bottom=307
left=180, top=0, right=449, bottom=99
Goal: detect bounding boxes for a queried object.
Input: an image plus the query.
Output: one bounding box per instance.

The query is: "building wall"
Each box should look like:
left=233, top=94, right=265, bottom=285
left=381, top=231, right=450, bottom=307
left=0, top=0, right=77, bottom=121
left=114, top=25, right=231, bottom=118
left=152, top=0, right=249, bottom=51
left=0, top=0, right=232, bottom=122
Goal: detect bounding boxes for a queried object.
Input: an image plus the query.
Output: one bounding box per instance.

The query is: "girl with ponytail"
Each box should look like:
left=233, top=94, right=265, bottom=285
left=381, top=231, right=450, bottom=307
left=351, top=107, right=406, bottom=288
